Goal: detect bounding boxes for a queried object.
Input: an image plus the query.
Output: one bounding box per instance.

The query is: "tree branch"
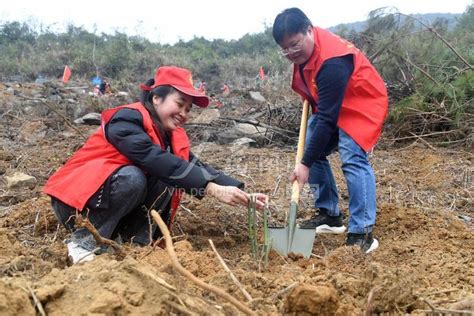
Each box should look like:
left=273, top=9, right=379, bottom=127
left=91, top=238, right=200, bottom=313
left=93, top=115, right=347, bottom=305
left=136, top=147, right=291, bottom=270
left=150, top=210, right=254, bottom=315
left=398, top=13, right=473, bottom=70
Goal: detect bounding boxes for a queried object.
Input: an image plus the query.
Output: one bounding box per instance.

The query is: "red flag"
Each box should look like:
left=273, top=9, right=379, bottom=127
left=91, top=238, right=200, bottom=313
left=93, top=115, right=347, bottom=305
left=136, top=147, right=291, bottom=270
left=259, top=66, right=265, bottom=80
left=62, top=65, right=72, bottom=83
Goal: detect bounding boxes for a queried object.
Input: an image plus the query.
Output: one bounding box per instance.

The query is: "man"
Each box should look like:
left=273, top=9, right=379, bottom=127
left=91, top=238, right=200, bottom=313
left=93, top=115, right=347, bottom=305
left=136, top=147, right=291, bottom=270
left=273, top=8, right=388, bottom=253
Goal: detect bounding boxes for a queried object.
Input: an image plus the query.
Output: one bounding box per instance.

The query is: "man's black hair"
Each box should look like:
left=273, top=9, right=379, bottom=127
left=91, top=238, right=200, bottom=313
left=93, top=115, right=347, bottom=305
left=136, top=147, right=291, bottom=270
left=272, top=8, right=313, bottom=45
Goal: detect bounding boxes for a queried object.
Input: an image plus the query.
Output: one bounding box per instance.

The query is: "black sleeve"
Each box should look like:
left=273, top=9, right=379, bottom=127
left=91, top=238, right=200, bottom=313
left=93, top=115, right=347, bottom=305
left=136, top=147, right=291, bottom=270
left=189, top=152, right=245, bottom=190
left=105, top=108, right=212, bottom=198
left=301, top=55, right=354, bottom=167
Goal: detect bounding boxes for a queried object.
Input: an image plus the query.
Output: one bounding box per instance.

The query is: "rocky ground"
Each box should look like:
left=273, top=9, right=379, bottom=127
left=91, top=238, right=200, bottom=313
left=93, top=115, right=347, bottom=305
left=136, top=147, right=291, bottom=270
left=0, top=81, right=472, bottom=315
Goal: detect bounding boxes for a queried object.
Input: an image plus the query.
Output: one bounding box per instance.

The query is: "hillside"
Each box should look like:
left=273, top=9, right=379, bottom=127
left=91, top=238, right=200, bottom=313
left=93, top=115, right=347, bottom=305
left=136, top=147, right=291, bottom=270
left=329, top=12, right=462, bottom=32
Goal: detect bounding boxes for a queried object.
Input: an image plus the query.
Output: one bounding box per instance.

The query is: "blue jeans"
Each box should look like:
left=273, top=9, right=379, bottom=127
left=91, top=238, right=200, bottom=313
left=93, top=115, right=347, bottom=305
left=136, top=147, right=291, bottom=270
left=305, top=115, right=377, bottom=234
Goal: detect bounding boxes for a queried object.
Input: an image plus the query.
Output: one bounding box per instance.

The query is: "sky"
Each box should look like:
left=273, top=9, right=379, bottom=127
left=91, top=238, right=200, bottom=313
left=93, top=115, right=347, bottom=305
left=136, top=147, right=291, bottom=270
left=1, top=0, right=472, bottom=44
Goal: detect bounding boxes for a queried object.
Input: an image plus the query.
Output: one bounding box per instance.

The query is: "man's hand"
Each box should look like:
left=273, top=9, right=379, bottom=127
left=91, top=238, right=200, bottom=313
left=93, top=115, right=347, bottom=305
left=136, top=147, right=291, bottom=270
left=289, top=163, right=310, bottom=192
left=205, top=183, right=269, bottom=210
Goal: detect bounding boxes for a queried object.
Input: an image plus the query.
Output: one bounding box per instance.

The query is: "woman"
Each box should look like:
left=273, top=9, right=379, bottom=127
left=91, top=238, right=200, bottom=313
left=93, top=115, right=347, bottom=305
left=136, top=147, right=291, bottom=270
left=44, top=66, right=268, bottom=263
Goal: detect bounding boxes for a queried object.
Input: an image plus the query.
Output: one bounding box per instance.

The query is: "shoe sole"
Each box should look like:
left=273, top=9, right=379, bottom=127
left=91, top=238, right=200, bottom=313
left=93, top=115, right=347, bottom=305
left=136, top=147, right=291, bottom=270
left=365, top=238, right=379, bottom=254
left=315, top=225, right=346, bottom=234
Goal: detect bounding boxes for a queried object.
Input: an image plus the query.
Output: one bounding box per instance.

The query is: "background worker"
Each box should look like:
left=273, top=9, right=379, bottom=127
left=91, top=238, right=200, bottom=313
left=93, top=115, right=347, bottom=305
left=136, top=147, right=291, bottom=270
left=221, top=83, right=230, bottom=97
left=99, top=80, right=110, bottom=95
left=272, top=8, right=388, bottom=253
left=198, top=80, right=207, bottom=93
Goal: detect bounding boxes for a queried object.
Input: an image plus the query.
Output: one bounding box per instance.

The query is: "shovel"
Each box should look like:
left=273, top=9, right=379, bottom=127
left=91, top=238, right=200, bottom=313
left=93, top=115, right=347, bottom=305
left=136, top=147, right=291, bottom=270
left=269, top=100, right=316, bottom=258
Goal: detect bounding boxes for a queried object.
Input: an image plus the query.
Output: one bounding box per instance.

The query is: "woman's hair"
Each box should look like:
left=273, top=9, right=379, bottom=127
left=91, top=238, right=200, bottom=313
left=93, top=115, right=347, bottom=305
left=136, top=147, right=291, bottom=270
left=140, top=79, right=177, bottom=142
left=272, top=8, right=313, bottom=45
left=140, top=79, right=177, bottom=107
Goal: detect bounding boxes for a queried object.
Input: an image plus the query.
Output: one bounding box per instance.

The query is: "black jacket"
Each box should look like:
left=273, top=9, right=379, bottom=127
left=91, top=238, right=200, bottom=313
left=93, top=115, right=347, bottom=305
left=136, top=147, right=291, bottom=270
left=104, top=107, right=244, bottom=202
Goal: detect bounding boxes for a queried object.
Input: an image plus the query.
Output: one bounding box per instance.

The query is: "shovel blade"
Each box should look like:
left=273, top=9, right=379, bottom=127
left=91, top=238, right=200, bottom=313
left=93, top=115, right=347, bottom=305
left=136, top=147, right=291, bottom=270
left=268, top=227, right=316, bottom=258
left=268, top=227, right=289, bottom=256
left=288, top=227, right=316, bottom=258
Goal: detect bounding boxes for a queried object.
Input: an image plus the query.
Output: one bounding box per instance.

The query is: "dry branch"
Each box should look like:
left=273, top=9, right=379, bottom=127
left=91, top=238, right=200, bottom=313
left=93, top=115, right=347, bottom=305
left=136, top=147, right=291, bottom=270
left=408, top=132, right=437, bottom=150
left=270, top=282, right=299, bottom=301
left=221, top=117, right=298, bottom=136
left=23, top=284, right=46, bottom=316
left=391, top=130, right=459, bottom=141
left=387, top=49, right=440, bottom=86
left=150, top=210, right=255, bottom=315
left=209, top=239, right=253, bottom=302
left=399, top=13, right=473, bottom=70
left=420, top=298, right=473, bottom=315
left=365, top=286, right=381, bottom=316
left=126, top=266, right=176, bottom=292
left=75, top=215, right=125, bottom=258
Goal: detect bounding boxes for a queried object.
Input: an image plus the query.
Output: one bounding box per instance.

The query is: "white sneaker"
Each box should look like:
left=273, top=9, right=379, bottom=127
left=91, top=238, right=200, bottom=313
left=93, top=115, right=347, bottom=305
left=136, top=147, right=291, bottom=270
left=365, top=238, right=379, bottom=254
left=67, top=241, right=95, bottom=264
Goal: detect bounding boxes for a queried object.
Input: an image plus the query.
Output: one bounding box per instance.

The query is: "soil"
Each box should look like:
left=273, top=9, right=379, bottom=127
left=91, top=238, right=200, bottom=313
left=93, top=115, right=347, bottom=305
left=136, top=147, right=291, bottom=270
left=0, top=82, right=472, bottom=315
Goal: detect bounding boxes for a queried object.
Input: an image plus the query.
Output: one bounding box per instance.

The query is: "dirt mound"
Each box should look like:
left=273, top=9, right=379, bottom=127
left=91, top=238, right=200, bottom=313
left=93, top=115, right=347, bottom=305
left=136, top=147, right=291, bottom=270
left=0, top=280, right=35, bottom=316
left=33, top=256, right=226, bottom=315
left=284, top=283, right=339, bottom=315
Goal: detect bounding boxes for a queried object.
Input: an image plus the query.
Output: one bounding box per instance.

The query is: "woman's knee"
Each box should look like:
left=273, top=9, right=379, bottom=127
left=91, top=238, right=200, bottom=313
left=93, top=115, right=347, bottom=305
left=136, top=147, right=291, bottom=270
left=112, top=165, right=147, bottom=196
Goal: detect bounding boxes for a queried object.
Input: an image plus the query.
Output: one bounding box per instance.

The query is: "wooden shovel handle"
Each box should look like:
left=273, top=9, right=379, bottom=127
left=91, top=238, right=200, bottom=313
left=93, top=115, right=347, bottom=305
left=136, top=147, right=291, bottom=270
left=291, top=100, right=310, bottom=203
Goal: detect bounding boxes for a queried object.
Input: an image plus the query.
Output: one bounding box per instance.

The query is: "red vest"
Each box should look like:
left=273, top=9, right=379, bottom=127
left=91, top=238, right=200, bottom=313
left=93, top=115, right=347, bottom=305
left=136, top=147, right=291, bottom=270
left=292, top=27, right=388, bottom=151
left=43, top=102, right=190, bottom=226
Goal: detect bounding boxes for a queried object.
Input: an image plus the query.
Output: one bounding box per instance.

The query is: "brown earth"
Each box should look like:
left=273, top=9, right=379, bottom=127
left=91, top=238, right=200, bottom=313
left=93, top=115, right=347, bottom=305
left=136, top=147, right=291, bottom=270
left=0, top=82, right=473, bottom=315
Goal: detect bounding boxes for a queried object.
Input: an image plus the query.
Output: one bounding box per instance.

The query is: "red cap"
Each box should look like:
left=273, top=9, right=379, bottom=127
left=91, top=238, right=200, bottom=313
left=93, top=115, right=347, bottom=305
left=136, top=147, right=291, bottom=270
left=140, top=66, right=209, bottom=107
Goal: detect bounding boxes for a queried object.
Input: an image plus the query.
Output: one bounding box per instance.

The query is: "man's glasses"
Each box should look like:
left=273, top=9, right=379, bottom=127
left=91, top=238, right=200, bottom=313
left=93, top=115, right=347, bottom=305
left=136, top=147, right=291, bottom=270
left=280, top=41, right=303, bottom=56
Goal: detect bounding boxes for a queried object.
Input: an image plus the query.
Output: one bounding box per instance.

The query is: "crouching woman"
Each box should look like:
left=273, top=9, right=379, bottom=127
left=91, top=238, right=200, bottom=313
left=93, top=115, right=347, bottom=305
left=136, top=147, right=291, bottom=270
left=43, top=66, right=268, bottom=263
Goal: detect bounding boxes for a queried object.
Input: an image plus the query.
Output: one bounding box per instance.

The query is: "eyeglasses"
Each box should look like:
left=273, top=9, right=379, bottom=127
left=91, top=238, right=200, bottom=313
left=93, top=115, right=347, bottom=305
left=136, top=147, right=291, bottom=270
left=280, top=40, right=303, bottom=56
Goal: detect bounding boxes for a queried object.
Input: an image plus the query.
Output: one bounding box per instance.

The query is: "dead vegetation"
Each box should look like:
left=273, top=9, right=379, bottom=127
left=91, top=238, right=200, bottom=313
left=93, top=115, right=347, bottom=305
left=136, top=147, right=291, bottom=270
left=0, top=81, right=472, bottom=315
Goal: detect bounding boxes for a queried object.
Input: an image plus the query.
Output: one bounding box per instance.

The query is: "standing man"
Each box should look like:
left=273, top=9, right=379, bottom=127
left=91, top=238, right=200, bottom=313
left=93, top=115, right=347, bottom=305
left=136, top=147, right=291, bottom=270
left=273, top=8, right=388, bottom=253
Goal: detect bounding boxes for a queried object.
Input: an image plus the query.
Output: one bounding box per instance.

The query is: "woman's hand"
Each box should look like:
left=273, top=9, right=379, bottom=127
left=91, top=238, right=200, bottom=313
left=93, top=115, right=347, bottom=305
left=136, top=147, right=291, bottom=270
left=205, top=183, right=269, bottom=210
left=205, top=182, right=248, bottom=207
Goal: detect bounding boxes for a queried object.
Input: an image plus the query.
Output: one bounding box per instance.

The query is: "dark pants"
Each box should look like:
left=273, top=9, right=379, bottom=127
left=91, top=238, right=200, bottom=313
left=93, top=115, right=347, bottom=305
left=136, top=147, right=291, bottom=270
left=52, top=165, right=173, bottom=251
